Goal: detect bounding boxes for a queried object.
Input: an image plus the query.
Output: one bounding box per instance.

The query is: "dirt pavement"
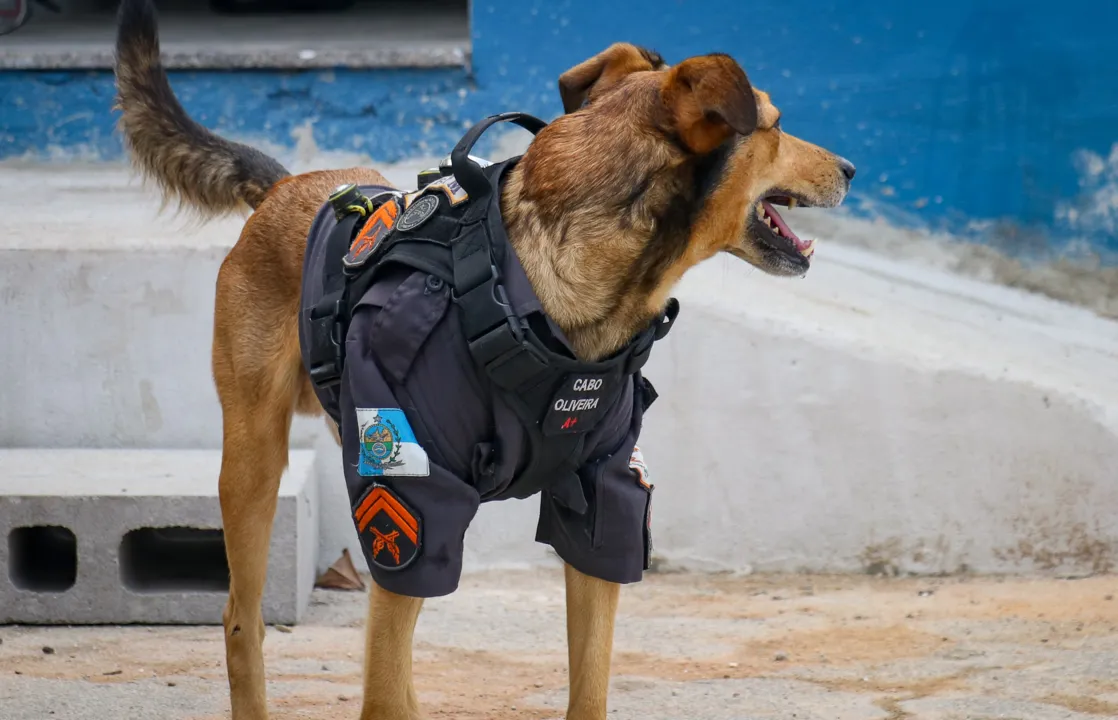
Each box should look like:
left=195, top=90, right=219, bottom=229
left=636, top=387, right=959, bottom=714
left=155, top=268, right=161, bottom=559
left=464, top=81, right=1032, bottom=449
left=1, top=570, right=1116, bottom=720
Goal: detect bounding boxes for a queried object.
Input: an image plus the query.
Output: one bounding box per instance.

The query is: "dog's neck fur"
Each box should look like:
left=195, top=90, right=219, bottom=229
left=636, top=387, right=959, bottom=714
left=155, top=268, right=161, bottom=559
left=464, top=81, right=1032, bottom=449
left=497, top=102, right=748, bottom=362
left=499, top=180, right=628, bottom=361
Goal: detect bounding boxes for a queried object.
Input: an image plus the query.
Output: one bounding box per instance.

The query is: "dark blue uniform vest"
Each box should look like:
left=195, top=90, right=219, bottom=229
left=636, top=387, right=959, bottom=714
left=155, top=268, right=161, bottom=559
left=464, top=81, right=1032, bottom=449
left=297, top=114, right=676, bottom=596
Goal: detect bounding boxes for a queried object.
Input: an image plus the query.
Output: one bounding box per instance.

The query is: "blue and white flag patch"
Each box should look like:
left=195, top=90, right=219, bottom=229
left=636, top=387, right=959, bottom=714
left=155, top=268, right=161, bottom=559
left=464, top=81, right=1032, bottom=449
left=355, top=408, right=430, bottom=477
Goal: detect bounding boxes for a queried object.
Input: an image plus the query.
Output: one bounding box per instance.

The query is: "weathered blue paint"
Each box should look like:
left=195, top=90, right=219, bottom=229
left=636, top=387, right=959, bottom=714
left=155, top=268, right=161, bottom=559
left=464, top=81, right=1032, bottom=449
left=1, top=0, right=1116, bottom=259
left=0, top=68, right=476, bottom=163
left=470, top=0, right=1118, bottom=258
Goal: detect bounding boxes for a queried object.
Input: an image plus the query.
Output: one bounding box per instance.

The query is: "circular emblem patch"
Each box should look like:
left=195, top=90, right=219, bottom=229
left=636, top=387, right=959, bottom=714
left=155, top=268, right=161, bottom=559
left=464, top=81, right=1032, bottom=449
left=398, top=195, right=439, bottom=232
left=361, top=419, right=402, bottom=472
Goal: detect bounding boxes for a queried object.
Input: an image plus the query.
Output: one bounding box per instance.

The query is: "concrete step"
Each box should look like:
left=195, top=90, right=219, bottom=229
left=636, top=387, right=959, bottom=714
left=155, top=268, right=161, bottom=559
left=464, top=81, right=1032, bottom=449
left=0, top=161, right=429, bottom=450
left=0, top=449, right=318, bottom=625
left=0, top=5, right=469, bottom=70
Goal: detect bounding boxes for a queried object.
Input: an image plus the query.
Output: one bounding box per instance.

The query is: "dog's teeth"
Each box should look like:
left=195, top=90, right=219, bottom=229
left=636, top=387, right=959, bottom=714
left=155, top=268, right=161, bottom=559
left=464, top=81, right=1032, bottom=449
left=787, top=198, right=798, bottom=208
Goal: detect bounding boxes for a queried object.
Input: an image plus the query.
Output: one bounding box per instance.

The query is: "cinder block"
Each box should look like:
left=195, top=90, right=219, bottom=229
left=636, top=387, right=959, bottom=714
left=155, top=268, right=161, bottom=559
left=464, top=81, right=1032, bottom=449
left=0, top=449, right=318, bottom=625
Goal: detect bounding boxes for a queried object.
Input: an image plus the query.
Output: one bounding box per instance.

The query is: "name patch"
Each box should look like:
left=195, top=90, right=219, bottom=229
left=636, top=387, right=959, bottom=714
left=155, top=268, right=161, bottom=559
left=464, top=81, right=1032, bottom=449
left=542, top=374, right=614, bottom=435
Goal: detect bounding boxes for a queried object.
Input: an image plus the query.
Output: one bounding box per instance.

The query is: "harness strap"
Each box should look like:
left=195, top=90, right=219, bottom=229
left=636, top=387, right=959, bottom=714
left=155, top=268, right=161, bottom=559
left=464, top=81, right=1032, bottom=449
left=451, top=112, right=548, bottom=198
left=442, top=114, right=678, bottom=504
left=306, top=209, right=365, bottom=388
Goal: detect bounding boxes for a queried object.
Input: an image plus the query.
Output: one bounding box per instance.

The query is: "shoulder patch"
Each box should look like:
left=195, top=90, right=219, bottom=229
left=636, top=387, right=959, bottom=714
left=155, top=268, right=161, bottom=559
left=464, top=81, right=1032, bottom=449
left=355, top=408, right=430, bottom=477
left=343, top=198, right=399, bottom=270
left=397, top=195, right=439, bottom=232
left=353, top=484, right=421, bottom=571
left=422, top=174, right=470, bottom=206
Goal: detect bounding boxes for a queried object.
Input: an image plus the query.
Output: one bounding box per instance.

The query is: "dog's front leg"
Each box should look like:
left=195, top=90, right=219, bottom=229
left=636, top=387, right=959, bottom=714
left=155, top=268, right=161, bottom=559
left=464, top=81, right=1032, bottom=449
left=564, top=563, right=621, bottom=720
left=360, top=580, right=424, bottom=720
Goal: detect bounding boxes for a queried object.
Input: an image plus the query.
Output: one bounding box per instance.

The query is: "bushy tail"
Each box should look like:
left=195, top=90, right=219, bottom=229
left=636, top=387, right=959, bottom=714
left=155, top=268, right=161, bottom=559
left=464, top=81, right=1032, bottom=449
left=113, top=0, right=290, bottom=215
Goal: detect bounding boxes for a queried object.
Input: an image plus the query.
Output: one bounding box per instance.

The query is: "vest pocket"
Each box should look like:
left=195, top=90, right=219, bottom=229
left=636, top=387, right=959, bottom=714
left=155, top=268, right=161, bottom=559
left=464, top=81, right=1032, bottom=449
left=580, top=449, right=655, bottom=563
left=363, top=271, right=450, bottom=385
left=584, top=459, right=609, bottom=550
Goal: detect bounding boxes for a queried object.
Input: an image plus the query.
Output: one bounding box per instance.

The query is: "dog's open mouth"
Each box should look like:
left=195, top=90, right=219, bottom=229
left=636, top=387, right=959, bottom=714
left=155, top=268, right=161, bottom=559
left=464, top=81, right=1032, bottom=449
left=751, top=195, right=815, bottom=260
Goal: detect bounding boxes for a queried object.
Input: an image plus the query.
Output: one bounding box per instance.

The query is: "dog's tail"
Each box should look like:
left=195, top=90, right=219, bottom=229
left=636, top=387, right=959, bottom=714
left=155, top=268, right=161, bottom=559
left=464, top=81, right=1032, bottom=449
left=113, top=0, right=290, bottom=216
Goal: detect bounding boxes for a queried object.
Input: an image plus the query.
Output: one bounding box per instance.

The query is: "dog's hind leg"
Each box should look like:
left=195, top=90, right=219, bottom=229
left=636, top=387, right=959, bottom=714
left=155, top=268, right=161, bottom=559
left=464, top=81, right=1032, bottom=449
left=360, top=582, right=424, bottom=720
left=212, top=263, right=306, bottom=720
left=564, top=563, right=621, bottom=720
left=214, top=380, right=296, bottom=719
left=215, top=386, right=293, bottom=720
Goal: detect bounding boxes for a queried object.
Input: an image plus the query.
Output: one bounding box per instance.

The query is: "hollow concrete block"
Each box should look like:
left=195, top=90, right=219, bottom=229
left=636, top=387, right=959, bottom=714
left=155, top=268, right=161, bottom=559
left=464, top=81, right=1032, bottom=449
left=0, top=449, right=318, bottom=625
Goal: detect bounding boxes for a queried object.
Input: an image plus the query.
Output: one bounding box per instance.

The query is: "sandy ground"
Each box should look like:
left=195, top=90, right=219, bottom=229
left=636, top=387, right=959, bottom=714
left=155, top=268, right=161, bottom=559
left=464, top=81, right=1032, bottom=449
left=1, top=570, right=1116, bottom=720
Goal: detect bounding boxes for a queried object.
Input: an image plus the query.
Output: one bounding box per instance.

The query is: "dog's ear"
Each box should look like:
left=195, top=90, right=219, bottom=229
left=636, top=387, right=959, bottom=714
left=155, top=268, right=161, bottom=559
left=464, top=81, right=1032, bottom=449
left=660, top=53, right=757, bottom=154
left=559, top=42, right=666, bottom=113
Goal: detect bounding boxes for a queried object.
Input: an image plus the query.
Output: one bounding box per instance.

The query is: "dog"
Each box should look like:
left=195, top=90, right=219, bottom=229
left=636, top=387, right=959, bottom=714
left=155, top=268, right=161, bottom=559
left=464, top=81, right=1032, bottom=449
left=112, top=0, right=854, bottom=716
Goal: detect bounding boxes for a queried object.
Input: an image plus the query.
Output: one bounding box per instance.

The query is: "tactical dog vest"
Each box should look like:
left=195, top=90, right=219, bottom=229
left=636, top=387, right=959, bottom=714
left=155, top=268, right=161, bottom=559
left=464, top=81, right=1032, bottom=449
left=298, top=113, right=678, bottom=596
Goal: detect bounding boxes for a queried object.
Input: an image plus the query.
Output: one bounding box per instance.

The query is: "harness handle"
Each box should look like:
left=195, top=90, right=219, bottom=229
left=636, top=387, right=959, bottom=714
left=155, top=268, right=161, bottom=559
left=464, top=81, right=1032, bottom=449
left=451, top=112, right=548, bottom=198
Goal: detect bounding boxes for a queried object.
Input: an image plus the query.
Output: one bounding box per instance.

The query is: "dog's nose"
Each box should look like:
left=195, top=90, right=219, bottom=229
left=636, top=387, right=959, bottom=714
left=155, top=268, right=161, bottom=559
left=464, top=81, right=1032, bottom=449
left=837, top=156, right=856, bottom=181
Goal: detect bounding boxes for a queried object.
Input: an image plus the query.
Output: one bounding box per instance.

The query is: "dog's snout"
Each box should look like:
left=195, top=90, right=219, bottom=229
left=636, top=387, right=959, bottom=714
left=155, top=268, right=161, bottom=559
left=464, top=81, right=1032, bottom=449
left=837, top=156, right=856, bottom=182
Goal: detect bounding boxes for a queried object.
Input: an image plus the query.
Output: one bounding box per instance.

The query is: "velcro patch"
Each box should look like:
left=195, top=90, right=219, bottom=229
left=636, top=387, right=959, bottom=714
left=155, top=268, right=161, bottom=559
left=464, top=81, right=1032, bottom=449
left=542, top=374, right=614, bottom=435
left=397, top=195, right=439, bottom=232
left=353, top=484, right=421, bottom=571
left=629, top=445, right=651, bottom=489
left=343, top=198, right=399, bottom=270
left=355, top=408, right=430, bottom=477
left=631, top=445, right=654, bottom=568
left=422, top=174, right=469, bottom=206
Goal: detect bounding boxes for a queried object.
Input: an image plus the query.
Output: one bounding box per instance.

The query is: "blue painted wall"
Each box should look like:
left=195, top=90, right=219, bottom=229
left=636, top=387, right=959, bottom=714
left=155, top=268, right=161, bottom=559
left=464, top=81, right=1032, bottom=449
left=0, top=68, right=475, bottom=163
left=2, top=0, right=1116, bottom=259
left=470, top=0, right=1118, bottom=259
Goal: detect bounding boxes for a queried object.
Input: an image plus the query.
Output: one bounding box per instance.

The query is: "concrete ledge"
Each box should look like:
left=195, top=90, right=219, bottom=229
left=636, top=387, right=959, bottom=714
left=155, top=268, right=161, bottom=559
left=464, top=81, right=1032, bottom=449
left=0, top=449, right=318, bottom=625
left=0, top=7, right=469, bottom=70
left=637, top=250, right=1118, bottom=576
left=0, top=162, right=427, bottom=448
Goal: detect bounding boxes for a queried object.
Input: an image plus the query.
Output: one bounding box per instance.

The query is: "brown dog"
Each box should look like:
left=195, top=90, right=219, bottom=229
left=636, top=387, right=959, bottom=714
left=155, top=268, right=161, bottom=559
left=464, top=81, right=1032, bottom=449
left=113, top=1, right=853, bottom=717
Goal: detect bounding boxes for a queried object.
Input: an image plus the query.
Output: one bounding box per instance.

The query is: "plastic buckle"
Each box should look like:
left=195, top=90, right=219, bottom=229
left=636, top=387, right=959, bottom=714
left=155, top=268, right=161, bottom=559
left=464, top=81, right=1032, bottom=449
left=453, top=265, right=552, bottom=389
left=309, top=359, right=341, bottom=388
left=468, top=322, right=522, bottom=368
left=308, top=298, right=347, bottom=389
left=453, top=264, right=522, bottom=343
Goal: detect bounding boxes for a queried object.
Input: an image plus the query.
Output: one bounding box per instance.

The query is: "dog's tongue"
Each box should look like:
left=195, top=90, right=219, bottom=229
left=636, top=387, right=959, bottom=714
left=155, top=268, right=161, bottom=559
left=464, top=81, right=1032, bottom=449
left=762, top=200, right=814, bottom=255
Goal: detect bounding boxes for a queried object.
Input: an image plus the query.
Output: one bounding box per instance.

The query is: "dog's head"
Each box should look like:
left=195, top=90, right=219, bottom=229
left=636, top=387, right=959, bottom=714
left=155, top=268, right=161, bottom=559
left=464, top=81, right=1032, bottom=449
left=503, top=43, right=855, bottom=358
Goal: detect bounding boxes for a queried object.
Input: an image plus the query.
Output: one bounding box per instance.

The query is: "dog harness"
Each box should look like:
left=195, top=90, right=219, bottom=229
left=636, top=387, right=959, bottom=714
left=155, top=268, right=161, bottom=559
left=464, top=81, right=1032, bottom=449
left=298, top=113, right=678, bottom=596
